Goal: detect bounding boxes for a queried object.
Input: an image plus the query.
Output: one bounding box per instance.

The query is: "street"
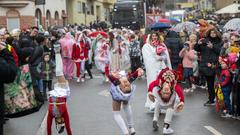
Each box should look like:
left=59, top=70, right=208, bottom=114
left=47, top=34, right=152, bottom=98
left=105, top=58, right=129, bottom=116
left=4, top=74, right=240, bottom=135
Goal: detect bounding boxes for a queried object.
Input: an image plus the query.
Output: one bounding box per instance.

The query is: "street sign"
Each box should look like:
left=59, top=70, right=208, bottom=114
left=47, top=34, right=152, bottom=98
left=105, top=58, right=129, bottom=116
left=35, top=0, right=45, bottom=5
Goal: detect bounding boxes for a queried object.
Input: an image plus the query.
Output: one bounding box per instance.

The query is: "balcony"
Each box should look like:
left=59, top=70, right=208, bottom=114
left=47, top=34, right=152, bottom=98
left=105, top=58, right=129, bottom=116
left=102, top=0, right=115, bottom=5
left=0, top=0, right=31, bottom=8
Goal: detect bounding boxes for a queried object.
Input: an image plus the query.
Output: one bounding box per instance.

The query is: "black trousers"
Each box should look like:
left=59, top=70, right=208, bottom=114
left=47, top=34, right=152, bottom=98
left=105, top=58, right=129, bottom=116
left=232, top=82, right=240, bottom=116
left=0, top=86, right=4, bottom=135
left=205, top=76, right=215, bottom=102
left=43, top=80, right=52, bottom=94
left=84, top=60, right=93, bottom=78
left=130, top=56, right=142, bottom=72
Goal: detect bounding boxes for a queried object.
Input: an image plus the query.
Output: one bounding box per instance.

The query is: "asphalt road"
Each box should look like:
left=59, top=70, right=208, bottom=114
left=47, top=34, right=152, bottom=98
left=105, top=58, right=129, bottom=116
left=4, top=75, right=240, bottom=135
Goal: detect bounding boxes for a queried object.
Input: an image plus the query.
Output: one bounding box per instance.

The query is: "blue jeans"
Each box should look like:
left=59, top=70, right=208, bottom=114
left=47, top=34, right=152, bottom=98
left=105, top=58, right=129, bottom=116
left=184, top=68, right=193, bottom=89
left=36, top=79, right=43, bottom=93
left=222, top=86, right=232, bottom=113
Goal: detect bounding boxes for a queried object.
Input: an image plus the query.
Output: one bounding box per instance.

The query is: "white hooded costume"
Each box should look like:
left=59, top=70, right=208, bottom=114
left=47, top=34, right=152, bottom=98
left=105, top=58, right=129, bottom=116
left=142, top=38, right=172, bottom=110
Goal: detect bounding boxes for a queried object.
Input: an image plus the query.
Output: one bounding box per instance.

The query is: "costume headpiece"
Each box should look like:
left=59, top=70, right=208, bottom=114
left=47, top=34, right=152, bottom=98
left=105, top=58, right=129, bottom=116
left=157, top=68, right=176, bottom=89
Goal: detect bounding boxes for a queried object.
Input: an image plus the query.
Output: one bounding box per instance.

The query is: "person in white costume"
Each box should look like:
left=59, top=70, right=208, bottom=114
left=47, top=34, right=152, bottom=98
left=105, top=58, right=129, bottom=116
left=142, top=32, right=172, bottom=111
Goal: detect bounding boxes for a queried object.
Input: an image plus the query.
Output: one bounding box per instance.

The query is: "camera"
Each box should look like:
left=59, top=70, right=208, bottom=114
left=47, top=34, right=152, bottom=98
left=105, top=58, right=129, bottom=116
left=184, top=42, right=189, bottom=49
left=224, top=40, right=228, bottom=43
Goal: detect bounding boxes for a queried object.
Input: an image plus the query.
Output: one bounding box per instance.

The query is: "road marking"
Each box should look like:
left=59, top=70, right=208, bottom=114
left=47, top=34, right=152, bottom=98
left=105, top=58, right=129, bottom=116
left=98, top=90, right=110, bottom=97
left=36, top=112, right=48, bottom=135
left=204, top=126, right=222, bottom=135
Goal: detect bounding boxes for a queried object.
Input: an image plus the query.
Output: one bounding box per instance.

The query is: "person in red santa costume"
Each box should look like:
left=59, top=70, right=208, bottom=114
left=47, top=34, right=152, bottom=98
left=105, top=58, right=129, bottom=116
left=148, top=68, right=184, bottom=134
left=72, top=33, right=89, bottom=82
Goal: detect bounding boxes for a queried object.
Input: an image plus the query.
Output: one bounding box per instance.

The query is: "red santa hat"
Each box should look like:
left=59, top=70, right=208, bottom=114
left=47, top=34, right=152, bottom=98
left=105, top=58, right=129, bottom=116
left=157, top=68, right=177, bottom=89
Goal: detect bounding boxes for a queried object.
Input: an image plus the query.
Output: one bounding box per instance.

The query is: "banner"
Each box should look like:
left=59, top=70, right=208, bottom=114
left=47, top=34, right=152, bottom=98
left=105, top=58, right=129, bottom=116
left=146, top=14, right=164, bottom=28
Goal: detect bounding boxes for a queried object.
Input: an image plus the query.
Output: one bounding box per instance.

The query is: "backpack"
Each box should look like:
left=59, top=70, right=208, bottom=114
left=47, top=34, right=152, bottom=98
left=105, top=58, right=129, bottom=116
left=129, top=41, right=140, bottom=57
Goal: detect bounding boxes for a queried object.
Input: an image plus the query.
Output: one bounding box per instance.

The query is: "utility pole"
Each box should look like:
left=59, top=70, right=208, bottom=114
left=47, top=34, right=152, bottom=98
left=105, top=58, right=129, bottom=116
left=144, top=0, right=147, bottom=28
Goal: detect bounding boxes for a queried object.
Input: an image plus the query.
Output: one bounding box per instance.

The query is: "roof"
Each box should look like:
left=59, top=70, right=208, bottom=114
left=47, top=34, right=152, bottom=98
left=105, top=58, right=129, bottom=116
left=215, top=3, right=240, bottom=14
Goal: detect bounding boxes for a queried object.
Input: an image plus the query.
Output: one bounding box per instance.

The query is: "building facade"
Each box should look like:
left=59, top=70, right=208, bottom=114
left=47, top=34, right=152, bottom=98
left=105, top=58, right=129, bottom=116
left=67, top=0, right=116, bottom=25
left=215, top=0, right=238, bottom=10
left=0, top=0, right=67, bottom=31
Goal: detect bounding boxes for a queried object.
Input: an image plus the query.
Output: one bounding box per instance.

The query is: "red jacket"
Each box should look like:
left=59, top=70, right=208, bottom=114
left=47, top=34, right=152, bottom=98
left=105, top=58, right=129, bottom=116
left=219, top=69, right=231, bottom=87
left=148, top=80, right=184, bottom=102
left=72, top=41, right=88, bottom=61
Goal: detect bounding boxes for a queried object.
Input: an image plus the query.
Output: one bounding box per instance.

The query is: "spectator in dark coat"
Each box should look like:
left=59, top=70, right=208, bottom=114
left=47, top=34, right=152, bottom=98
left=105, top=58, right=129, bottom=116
left=164, top=31, right=183, bottom=70
left=0, top=44, right=17, bottom=134
left=195, top=28, right=222, bottom=106
left=29, top=33, right=44, bottom=103
left=18, top=26, right=39, bottom=48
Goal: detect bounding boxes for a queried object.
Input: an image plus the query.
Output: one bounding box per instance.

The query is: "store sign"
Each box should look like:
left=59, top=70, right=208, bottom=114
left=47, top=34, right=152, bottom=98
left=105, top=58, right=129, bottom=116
left=35, top=0, right=45, bottom=5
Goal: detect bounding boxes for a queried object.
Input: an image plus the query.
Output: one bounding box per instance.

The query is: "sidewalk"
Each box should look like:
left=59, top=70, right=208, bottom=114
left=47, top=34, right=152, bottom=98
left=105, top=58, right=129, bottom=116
left=4, top=104, right=47, bottom=135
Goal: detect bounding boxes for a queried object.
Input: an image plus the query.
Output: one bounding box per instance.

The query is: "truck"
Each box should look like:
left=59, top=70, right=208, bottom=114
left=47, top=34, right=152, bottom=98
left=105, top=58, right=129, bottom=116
left=112, top=0, right=145, bottom=30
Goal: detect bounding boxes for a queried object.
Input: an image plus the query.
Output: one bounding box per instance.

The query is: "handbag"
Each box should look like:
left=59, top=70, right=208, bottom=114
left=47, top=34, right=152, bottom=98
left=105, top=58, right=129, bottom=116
left=215, top=76, right=225, bottom=112
left=4, top=64, right=42, bottom=118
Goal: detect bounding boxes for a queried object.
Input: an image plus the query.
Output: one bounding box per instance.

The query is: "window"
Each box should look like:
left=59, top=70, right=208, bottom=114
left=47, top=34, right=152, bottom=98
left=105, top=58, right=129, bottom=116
left=46, top=10, right=51, bottom=27
left=35, top=8, right=42, bottom=26
left=55, top=11, right=59, bottom=25
left=82, top=2, right=86, bottom=13
left=77, top=1, right=81, bottom=13
left=7, top=18, right=20, bottom=31
left=6, top=10, right=20, bottom=31
left=91, top=5, right=94, bottom=15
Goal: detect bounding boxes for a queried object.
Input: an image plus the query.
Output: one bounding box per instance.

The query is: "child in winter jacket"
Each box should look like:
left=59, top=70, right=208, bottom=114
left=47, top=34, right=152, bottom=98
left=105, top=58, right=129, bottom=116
left=37, top=53, right=55, bottom=100
left=219, top=57, right=232, bottom=117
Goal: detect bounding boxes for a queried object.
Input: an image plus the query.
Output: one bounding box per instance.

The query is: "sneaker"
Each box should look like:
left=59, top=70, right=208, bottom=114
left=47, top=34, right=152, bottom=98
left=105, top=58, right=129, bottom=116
left=129, top=127, right=136, bottom=135
left=200, top=85, right=207, bottom=89
left=105, top=77, right=109, bottom=82
left=81, top=78, right=85, bottom=82
left=77, top=78, right=80, bottom=83
left=163, top=127, right=174, bottom=134
left=184, top=88, right=190, bottom=93
left=204, top=101, right=215, bottom=106
left=153, top=121, right=159, bottom=131
left=190, top=88, right=194, bottom=92
left=221, top=113, right=232, bottom=118
left=231, top=114, right=238, bottom=119
left=192, top=84, right=196, bottom=90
